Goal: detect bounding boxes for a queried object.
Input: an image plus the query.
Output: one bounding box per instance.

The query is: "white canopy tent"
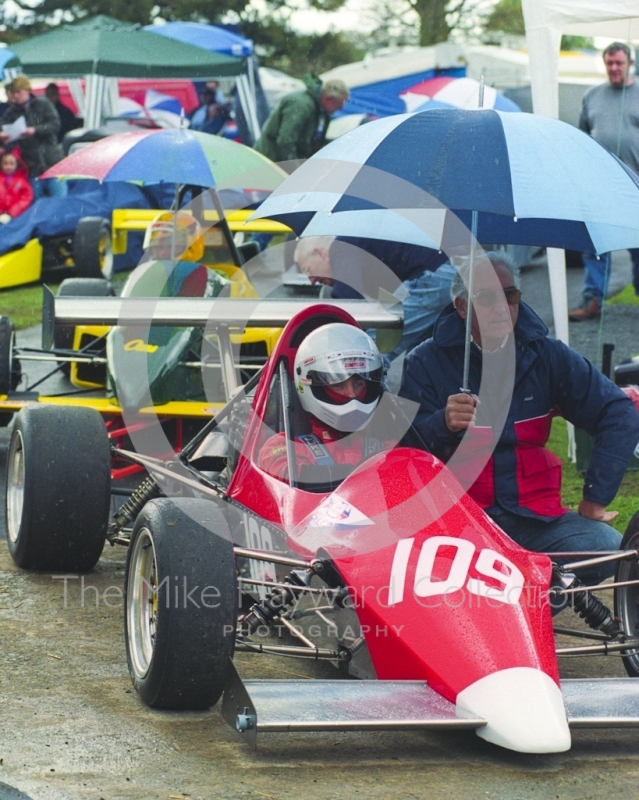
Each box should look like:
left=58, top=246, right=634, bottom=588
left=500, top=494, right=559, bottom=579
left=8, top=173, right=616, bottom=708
left=522, top=0, right=639, bottom=348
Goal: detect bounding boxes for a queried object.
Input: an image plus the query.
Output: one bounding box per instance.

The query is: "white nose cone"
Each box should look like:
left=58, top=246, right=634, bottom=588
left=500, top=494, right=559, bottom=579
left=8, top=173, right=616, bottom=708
left=456, top=667, right=571, bottom=753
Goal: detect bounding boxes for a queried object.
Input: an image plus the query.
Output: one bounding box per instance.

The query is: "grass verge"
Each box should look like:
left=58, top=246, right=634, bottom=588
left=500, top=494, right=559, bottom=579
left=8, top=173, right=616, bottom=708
left=548, top=416, right=638, bottom=535
left=0, top=271, right=132, bottom=330
left=606, top=283, right=639, bottom=306
left=0, top=283, right=60, bottom=330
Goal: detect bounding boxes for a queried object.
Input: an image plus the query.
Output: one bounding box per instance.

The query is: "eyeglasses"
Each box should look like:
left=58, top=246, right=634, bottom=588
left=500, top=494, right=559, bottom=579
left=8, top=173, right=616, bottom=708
left=473, top=287, right=522, bottom=307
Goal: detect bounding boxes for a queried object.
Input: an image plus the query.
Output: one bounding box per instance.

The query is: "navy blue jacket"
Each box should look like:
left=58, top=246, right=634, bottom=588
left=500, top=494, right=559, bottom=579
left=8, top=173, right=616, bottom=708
left=400, top=302, right=639, bottom=519
left=328, top=238, right=450, bottom=300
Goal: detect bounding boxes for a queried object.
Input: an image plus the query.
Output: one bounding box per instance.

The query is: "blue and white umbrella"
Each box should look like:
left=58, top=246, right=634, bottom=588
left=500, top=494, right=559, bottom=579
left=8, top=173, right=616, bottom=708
left=252, top=108, right=639, bottom=256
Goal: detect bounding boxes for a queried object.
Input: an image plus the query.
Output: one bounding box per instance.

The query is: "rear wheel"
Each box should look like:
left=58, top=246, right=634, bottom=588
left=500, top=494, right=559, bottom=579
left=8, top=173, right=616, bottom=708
left=614, top=511, right=639, bottom=676
left=73, top=217, right=114, bottom=280
left=5, top=405, right=111, bottom=572
left=0, top=315, right=20, bottom=395
left=125, top=498, right=237, bottom=710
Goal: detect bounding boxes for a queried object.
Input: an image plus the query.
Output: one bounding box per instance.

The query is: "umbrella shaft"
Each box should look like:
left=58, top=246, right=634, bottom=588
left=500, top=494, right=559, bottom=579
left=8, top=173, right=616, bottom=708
left=461, top=210, right=479, bottom=392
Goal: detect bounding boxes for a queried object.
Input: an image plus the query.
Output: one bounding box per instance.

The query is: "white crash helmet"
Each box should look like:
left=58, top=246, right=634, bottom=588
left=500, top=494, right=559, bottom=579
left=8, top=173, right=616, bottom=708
left=294, top=323, right=384, bottom=433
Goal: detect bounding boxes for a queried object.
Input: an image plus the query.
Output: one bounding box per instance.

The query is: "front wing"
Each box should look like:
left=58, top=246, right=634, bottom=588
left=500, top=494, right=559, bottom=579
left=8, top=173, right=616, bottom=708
left=222, top=662, right=639, bottom=750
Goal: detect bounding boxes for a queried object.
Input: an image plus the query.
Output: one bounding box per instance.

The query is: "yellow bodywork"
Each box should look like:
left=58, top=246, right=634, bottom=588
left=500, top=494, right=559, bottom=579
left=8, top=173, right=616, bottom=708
left=0, top=207, right=289, bottom=289
left=111, top=208, right=290, bottom=255
left=0, top=394, right=227, bottom=418
left=0, top=239, right=44, bottom=289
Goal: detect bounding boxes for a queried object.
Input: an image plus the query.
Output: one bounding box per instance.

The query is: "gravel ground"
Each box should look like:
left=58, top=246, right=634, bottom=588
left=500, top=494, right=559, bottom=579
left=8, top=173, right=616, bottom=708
left=521, top=249, right=637, bottom=369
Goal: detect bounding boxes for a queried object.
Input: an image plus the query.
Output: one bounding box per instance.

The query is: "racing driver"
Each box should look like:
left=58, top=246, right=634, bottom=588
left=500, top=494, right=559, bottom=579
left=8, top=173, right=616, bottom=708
left=258, top=323, right=387, bottom=482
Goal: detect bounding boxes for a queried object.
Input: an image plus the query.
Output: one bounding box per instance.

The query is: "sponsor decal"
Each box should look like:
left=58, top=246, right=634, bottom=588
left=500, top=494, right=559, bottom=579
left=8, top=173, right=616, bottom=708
left=124, top=338, right=159, bottom=353
left=326, top=349, right=375, bottom=362
left=342, top=359, right=366, bottom=371
left=307, top=494, right=374, bottom=529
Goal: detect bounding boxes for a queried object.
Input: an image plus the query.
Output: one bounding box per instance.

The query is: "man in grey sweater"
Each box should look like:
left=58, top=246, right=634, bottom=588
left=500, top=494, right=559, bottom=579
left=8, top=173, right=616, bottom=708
left=569, top=42, right=639, bottom=321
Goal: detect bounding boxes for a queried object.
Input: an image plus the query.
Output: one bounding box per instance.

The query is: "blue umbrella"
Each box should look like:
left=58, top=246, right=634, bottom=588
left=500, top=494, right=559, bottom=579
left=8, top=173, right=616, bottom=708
left=144, top=22, right=253, bottom=58
left=0, top=48, right=20, bottom=78
left=253, top=108, right=639, bottom=255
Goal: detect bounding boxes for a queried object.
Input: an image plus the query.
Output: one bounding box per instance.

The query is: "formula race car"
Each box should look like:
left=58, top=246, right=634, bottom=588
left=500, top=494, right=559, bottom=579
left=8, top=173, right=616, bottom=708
left=6, top=301, right=639, bottom=755
left=0, top=204, right=295, bottom=485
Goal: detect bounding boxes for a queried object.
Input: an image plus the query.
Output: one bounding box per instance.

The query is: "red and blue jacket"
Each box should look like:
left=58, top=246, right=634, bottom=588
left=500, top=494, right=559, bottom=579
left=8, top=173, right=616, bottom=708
left=400, top=302, right=639, bottom=521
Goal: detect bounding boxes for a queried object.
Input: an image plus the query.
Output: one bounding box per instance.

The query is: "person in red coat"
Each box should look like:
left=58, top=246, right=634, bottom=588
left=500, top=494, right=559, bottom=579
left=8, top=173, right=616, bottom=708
left=0, top=149, right=34, bottom=223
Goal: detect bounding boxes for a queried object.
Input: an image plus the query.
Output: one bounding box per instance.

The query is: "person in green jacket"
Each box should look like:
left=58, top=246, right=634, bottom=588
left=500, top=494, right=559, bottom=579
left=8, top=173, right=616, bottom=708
left=254, top=73, right=349, bottom=168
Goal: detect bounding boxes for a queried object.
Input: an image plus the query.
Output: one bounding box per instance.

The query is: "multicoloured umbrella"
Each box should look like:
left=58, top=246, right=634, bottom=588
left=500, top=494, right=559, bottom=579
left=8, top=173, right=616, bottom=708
left=253, top=108, right=639, bottom=255
left=400, top=76, right=520, bottom=113
left=42, top=128, right=287, bottom=191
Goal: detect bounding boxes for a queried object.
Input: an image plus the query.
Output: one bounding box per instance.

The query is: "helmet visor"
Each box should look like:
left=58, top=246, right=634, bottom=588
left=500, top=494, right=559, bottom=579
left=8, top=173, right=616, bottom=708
left=305, top=349, right=383, bottom=386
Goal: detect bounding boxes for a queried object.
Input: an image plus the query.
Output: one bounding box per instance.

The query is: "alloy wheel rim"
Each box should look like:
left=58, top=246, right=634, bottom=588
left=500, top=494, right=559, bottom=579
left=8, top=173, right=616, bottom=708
left=6, top=429, right=24, bottom=544
left=617, top=535, right=639, bottom=668
left=127, top=527, right=159, bottom=679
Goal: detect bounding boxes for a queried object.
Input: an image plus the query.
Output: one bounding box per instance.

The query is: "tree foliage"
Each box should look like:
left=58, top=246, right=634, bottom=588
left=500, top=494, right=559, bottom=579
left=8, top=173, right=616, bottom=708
left=241, top=15, right=364, bottom=76
left=484, top=0, right=595, bottom=50
left=484, top=0, right=523, bottom=35
left=2, top=0, right=362, bottom=76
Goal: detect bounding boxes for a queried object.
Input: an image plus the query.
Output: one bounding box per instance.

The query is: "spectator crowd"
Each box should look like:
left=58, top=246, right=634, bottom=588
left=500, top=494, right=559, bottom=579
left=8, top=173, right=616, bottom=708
left=0, top=75, right=81, bottom=222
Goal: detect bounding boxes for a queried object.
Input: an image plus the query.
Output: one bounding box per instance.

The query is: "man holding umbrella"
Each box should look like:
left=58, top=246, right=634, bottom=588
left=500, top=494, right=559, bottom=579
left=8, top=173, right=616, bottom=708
left=400, top=251, right=639, bottom=586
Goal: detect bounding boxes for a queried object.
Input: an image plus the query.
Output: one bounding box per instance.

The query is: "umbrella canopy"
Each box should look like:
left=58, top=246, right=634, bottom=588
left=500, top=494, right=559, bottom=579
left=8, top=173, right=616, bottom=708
left=11, top=16, right=242, bottom=78
left=144, top=22, right=253, bottom=58
left=0, top=48, right=20, bottom=75
left=253, top=108, right=639, bottom=256
left=400, top=76, right=521, bottom=113
left=118, top=90, right=185, bottom=128
left=42, top=128, right=287, bottom=190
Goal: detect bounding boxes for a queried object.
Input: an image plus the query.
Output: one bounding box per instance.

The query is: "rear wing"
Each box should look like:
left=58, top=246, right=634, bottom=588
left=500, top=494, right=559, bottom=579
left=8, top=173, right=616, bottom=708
left=43, top=287, right=402, bottom=398
left=43, top=288, right=401, bottom=342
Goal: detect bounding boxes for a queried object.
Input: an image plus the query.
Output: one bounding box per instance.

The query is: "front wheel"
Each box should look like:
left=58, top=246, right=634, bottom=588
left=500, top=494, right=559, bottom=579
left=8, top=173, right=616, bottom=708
left=5, top=405, right=111, bottom=572
left=614, top=511, right=639, bottom=676
left=125, top=498, right=237, bottom=710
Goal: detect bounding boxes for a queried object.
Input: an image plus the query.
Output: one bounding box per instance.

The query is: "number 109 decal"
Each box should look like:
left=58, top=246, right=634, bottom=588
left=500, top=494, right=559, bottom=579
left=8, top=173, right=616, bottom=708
left=388, top=535, right=524, bottom=607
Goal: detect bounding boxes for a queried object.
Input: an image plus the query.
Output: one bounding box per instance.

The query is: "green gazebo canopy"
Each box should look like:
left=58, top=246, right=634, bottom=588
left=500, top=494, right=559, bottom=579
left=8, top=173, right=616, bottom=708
left=12, top=15, right=242, bottom=78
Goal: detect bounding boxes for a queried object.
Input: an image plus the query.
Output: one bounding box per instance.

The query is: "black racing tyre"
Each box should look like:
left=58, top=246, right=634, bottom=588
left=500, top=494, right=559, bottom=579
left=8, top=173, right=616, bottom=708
left=0, top=315, right=20, bottom=395
left=73, top=217, right=114, bottom=280
left=125, top=498, right=237, bottom=710
left=615, top=511, right=639, bottom=676
left=53, top=279, right=114, bottom=371
left=5, top=405, right=111, bottom=572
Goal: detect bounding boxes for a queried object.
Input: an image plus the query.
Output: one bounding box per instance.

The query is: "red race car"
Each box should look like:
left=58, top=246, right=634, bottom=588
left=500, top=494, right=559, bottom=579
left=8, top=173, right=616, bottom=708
left=6, top=300, right=639, bottom=754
